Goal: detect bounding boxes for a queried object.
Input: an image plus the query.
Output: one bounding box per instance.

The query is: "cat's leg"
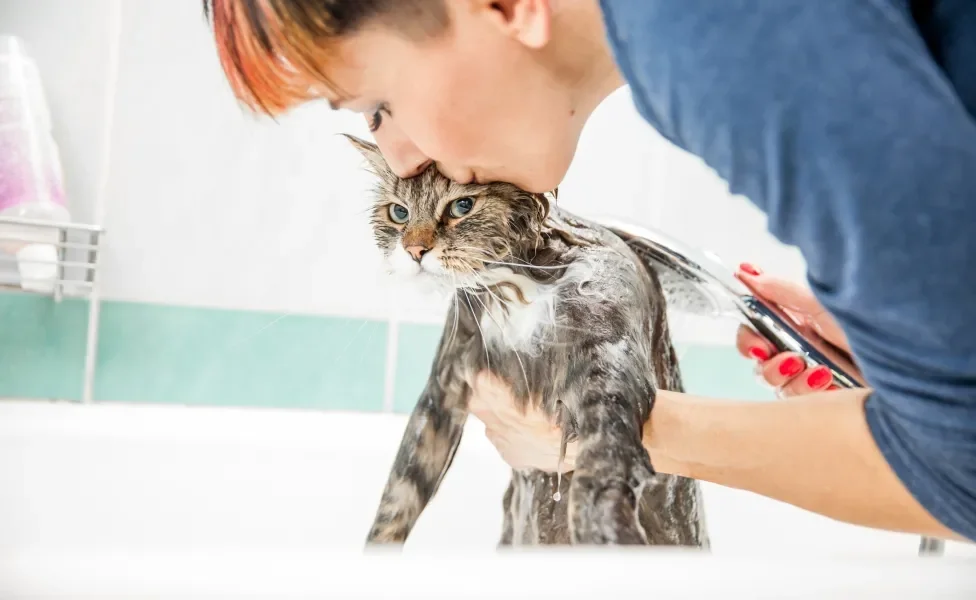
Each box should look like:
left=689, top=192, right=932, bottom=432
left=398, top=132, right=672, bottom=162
left=366, top=300, right=476, bottom=545
left=536, top=471, right=572, bottom=545
left=566, top=341, right=656, bottom=545
left=366, top=386, right=469, bottom=544
left=498, top=478, right=515, bottom=547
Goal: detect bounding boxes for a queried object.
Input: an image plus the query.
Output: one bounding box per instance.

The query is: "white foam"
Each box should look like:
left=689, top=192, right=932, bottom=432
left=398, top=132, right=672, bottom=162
left=476, top=259, right=598, bottom=354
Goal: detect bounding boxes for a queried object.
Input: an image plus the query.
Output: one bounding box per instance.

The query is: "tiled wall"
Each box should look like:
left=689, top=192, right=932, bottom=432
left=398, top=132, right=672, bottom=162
left=0, top=1, right=798, bottom=409
left=0, top=292, right=774, bottom=410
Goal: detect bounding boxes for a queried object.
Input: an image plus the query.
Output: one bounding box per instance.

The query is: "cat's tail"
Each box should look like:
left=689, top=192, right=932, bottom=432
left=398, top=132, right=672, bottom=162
left=365, top=392, right=469, bottom=545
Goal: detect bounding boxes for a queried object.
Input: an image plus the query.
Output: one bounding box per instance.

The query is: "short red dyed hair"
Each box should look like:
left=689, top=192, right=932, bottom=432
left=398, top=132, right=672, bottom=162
left=202, top=0, right=446, bottom=116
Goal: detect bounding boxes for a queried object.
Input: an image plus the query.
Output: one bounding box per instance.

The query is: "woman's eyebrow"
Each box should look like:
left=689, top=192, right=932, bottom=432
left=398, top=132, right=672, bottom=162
left=328, top=97, right=357, bottom=111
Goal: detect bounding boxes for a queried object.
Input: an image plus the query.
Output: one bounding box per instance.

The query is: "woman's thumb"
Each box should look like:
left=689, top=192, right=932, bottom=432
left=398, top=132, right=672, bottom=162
left=737, top=263, right=851, bottom=352
left=738, top=268, right=822, bottom=316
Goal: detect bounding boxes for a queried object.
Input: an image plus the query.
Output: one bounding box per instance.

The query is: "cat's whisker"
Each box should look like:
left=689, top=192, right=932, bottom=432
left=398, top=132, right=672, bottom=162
left=463, top=292, right=491, bottom=371
left=480, top=259, right=567, bottom=271
left=450, top=245, right=496, bottom=255
left=472, top=274, right=508, bottom=307
left=469, top=282, right=531, bottom=394
left=336, top=318, right=372, bottom=357
left=449, top=248, right=567, bottom=272
left=539, top=322, right=594, bottom=336
left=225, top=312, right=293, bottom=350
left=451, top=246, right=542, bottom=264
left=353, top=317, right=381, bottom=370
left=483, top=287, right=589, bottom=348
left=449, top=273, right=461, bottom=346
left=448, top=247, right=504, bottom=264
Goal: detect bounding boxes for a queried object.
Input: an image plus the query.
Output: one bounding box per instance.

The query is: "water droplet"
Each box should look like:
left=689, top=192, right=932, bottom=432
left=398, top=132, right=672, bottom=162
left=553, top=454, right=564, bottom=502
left=553, top=405, right=568, bottom=503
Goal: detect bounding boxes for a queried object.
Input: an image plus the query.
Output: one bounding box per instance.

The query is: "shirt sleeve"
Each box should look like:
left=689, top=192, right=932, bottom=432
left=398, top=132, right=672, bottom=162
left=598, top=0, right=976, bottom=540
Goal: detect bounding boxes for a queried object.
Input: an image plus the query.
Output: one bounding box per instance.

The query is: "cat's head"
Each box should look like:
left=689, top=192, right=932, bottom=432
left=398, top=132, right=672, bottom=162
left=345, top=134, right=552, bottom=292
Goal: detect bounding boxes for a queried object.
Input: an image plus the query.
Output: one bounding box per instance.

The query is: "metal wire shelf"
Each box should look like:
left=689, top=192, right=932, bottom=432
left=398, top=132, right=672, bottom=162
left=0, top=215, right=104, bottom=402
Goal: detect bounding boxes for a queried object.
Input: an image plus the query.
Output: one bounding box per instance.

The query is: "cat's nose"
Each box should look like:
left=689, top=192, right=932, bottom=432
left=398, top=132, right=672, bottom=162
left=405, top=245, right=429, bottom=262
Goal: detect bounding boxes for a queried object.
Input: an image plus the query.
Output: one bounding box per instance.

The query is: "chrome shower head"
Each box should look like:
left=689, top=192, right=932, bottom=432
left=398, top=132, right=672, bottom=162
left=597, top=218, right=864, bottom=389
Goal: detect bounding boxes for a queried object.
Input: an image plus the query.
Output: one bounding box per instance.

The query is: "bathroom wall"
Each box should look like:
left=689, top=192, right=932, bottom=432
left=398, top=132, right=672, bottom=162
left=0, top=0, right=806, bottom=407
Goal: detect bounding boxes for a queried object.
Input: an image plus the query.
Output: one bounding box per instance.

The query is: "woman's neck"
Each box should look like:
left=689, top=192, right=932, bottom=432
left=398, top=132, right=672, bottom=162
left=547, top=0, right=625, bottom=123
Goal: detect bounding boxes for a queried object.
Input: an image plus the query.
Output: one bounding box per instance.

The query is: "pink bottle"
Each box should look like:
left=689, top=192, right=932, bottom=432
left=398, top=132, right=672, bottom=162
left=0, top=35, right=70, bottom=292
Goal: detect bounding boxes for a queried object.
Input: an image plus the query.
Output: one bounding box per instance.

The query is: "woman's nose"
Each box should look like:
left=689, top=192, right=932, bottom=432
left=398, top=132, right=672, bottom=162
left=369, top=116, right=476, bottom=184
left=387, top=145, right=433, bottom=178
left=370, top=118, right=432, bottom=178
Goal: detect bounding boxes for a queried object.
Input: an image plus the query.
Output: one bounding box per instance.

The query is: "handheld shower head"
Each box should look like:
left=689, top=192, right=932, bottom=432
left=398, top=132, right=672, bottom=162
left=600, top=218, right=864, bottom=389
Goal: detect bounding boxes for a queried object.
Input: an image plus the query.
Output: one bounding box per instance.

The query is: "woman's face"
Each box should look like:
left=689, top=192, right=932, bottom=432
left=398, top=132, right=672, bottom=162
left=325, top=2, right=589, bottom=193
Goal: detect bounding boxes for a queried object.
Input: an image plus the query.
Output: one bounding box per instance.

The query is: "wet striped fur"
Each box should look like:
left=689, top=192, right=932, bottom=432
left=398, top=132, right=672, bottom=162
left=348, top=135, right=709, bottom=547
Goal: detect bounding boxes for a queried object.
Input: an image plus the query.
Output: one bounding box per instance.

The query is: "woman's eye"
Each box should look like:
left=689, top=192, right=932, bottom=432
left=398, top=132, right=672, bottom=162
left=388, top=204, right=409, bottom=224
left=449, top=197, right=475, bottom=218
left=367, top=110, right=383, bottom=132
left=368, top=103, right=391, bottom=133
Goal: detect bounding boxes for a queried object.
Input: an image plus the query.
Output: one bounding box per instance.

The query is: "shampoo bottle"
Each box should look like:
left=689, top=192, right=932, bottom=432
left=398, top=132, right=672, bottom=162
left=0, top=35, right=70, bottom=293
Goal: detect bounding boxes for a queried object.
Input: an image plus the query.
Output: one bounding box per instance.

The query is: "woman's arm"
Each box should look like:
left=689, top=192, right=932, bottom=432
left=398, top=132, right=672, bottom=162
left=646, top=388, right=963, bottom=540
left=468, top=374, right=965, bottom=541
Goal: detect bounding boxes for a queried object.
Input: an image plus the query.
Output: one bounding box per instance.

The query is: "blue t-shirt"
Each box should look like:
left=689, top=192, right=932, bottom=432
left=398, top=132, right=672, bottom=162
left=598, top=0, right=976, bottom=541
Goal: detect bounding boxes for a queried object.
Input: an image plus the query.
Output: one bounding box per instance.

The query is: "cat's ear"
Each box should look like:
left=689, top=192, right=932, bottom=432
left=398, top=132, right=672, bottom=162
left=342, top=134, right=390, bottom=177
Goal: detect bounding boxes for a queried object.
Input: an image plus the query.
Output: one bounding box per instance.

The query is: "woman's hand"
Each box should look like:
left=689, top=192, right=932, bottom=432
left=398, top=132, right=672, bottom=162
left=468, top=371, right=578, bottom=473
left=734, top=263, right=856, bottom=397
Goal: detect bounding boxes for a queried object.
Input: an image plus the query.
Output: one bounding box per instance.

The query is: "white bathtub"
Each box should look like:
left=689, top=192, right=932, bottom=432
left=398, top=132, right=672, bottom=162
left=0, top=400, right=972, bottom=597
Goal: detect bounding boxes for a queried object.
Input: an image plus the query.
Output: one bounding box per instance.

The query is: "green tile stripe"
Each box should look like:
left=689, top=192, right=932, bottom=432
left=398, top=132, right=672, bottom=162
left=95, top=300, right=388, bottom=410
left=0, top=292, right=387, bottom=409
left=0, top=292, right=773, bottom=411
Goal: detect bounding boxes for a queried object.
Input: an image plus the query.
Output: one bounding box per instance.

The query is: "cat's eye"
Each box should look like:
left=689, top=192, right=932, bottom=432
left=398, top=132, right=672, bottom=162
left=449, top=197, right=475, bottom=219
left=388, top=203, right=409, bottom=224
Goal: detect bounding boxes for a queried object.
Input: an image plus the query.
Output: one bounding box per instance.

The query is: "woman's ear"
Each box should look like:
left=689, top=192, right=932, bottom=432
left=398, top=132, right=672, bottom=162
left=477, top=0, right=552, bottom=49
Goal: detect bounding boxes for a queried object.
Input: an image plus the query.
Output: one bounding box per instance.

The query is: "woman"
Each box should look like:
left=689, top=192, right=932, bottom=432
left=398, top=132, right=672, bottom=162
left=203, top=0, right=975, bottom=542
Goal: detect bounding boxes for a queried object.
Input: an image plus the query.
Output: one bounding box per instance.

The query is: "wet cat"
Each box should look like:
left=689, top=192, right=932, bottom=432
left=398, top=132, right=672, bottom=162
left=348, top=134, right=709, bottom=547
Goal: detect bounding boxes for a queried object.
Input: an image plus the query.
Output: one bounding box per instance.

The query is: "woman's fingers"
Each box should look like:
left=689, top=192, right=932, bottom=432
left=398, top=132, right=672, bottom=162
left=739, top=324, right=840, bottom=395
left=469, top=371, right=515, bottom=423
left=782, top=365, right=836, bottom=396
left=736, top=323, right=775, bottom=361
left=759, top=352, right=807, bottom=388
left=734, top=263, right=852, bottom=397
left=469, top=370, right=574, bottom=472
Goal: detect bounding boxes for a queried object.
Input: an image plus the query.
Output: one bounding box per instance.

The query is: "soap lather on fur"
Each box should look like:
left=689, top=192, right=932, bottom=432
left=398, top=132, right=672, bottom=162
left=348, top=134, right=709, bottom=547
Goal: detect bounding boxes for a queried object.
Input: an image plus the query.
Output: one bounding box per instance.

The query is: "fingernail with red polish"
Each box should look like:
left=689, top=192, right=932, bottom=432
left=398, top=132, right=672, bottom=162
left=827, top=384, right=840, bottom=391
left=739, top=263, right=762, bottom=276
left=749, top=347, right=769, bottom=361
left=807, top=367, right=832, bottom=389
left=779, top=356, right=804, bottom=377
